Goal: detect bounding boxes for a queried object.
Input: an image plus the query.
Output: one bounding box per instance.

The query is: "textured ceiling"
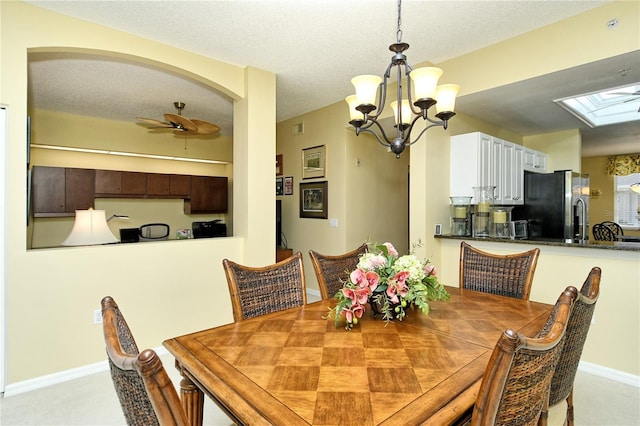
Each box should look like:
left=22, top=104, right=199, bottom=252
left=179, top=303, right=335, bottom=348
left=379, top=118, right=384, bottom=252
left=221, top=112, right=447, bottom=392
left=25, top=0, right=639, bottom=154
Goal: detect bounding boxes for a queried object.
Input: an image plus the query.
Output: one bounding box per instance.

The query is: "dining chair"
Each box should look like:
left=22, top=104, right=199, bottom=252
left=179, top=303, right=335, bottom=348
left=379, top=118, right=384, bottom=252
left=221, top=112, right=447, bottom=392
left=459, top=241, right=540, bottom=300
left=309, top=243, right=368, bottom=299
left=544, top=267, right=602, bottom=426
left=223, top=251, right=307, bottom=321
left=592, top=223, right=616, bottom=241
left=470, top=286, right=578, bottom=426
left=601, top=221, right=624, bottom=238
left=101, top=296, right=189, bottom=426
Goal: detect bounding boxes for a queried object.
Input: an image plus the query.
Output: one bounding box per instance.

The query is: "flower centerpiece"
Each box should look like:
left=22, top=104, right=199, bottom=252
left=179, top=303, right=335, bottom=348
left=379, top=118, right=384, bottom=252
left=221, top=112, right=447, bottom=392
left=327, top=241, right=449, bottom=330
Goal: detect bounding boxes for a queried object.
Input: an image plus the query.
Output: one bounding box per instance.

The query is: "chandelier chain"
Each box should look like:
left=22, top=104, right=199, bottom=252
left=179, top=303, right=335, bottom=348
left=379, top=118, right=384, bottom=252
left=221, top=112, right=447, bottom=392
left=396, top=0, right=403, bottom=43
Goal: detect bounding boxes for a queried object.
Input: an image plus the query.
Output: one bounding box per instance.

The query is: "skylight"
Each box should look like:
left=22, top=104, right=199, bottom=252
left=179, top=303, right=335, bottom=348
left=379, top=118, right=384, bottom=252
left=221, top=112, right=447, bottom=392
left=554, top=82, right=640, bottom=127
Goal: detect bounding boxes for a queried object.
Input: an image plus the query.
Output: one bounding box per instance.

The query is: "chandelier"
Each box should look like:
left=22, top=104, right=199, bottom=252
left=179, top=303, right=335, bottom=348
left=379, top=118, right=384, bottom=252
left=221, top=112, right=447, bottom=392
left=345, top=0, right=460, bottom=158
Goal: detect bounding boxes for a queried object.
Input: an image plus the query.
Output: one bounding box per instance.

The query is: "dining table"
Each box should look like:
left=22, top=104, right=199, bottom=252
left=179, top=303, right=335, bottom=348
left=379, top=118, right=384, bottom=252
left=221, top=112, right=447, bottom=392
left=163, top=287, right=553, bottom=426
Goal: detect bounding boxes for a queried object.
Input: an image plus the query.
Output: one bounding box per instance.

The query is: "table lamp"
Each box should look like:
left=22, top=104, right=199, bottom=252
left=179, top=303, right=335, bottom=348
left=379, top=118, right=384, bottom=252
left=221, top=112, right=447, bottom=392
left=62, top=208, right=118, bottom=246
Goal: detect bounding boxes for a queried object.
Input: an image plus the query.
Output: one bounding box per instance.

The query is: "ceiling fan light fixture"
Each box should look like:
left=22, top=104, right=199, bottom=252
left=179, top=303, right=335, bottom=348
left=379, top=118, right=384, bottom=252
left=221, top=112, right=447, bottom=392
left=136, top=101, right=220, bottom=136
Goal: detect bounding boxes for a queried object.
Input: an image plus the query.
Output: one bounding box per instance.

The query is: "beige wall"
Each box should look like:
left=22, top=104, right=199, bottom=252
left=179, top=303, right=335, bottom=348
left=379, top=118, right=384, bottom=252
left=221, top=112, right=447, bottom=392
left=1, top=1, right=275, bottom=386
left=276, top=102, right=409, bottom=294
left=524, top=129, right=582, bottom=173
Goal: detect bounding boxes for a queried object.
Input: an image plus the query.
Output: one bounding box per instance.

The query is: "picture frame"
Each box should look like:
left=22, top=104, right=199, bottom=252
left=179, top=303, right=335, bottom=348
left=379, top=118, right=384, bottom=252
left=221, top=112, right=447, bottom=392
left=276, top=154, right=283, bottom=176
left=276, top=177, right=284, bottom=195
left=300, top=181, right=328, bottom=219
left=284, top=176, right=293, bottom=195
left=302, top=145, right=325, bottom=179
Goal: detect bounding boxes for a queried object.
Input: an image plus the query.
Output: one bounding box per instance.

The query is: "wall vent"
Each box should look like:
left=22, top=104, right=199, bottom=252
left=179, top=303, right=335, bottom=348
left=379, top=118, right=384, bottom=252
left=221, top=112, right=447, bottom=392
left=291, top=122, right=304, bottom=135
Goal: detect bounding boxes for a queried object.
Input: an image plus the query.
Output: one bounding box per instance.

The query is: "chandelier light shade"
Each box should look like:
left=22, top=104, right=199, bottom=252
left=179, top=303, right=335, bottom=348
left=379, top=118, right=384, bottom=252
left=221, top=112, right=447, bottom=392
left=62, top=209, right=118, bottom=246
left=345, top=0, right=460, bottom=158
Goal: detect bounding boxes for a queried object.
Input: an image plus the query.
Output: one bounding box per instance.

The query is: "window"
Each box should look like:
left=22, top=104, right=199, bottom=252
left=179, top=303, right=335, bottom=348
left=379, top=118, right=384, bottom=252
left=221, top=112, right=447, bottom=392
left=615, top=173, right=640, bottom=228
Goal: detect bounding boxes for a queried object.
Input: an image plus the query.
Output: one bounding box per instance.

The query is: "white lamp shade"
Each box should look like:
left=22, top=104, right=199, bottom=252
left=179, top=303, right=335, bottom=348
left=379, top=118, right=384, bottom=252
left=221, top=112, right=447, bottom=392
left=62, top=209, right=118, bottom=246
left=391, top=100, right=412, bottom=125
left=345, top=95, right=364, bottom=121
left=435, top=84, right=460, bottom=113
left=351, top=75, right=382, bottom=106
left=410, top=67, right=443, bottom=100
left=631, top=182, right=640, bottom=194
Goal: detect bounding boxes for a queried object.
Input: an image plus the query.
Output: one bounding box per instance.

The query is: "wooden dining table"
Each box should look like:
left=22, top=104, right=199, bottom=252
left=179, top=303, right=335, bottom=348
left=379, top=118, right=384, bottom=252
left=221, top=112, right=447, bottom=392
left=163, top=287, right=552, bottom=426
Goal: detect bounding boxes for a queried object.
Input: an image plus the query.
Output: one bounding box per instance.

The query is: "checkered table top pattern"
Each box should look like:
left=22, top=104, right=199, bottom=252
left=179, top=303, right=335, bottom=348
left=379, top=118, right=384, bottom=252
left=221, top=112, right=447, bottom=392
left=167, top=287, right=551, bottom=425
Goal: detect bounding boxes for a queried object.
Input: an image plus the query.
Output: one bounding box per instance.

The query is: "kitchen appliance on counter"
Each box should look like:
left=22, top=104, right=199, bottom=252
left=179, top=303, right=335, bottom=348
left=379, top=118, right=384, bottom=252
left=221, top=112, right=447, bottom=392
left=192, top=220, right=226, bottom=238
left=512, top=170, right=590, bottom=242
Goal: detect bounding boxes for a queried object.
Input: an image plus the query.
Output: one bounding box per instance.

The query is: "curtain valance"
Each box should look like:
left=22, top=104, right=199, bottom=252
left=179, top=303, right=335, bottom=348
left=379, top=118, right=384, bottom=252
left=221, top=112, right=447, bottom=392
left=606, top=154, right=640, bottom=176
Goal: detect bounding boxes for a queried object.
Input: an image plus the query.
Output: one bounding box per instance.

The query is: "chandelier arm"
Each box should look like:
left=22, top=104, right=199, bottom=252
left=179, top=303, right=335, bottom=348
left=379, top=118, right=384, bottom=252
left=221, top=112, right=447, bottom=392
left=405, top=123, right=444, bottom=147
left=365, top=63, right=395, bottom=122
left=359, top=127, right=395, bottom=148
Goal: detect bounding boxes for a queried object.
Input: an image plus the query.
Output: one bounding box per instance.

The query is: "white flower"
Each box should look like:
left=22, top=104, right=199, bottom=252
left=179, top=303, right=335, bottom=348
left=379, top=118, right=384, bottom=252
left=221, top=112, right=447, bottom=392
left=392, top=254, right=425, bottom=282
left=357, top=253, right=386, bottom=271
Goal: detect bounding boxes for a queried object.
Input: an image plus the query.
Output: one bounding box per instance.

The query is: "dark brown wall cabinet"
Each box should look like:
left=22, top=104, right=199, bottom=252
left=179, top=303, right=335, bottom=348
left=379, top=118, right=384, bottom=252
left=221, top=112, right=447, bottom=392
left=146, top=174, right=192, bottom=197
left=32, top=166, right=95, bottom=217
left=32, top=166, right=227, bottom=216
left=95, top=170, right=147, bottom=195
left=188, top=176, right=228, bottom=214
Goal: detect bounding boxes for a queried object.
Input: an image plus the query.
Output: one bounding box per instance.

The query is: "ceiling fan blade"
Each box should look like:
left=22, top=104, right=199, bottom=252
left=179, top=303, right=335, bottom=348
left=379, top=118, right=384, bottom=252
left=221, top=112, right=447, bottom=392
left=174, top=128, right=200, bottom=136
left=164, top=113, right=197, bottom=131
left=136, top=117, right=172, bottom=127
left=191, top=119, right=220, bottom=134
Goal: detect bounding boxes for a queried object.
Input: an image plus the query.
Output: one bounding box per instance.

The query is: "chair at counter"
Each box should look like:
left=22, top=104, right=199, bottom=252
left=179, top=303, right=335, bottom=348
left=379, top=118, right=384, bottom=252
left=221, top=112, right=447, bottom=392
left=592, top=223, right=616, bottom=241
left=459, top=241, right=540, bottom=301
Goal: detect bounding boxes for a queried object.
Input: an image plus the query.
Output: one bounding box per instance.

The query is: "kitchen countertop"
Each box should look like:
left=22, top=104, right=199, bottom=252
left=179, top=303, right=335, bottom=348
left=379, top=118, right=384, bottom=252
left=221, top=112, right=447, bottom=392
left=435, top=234, right=640, bottom=252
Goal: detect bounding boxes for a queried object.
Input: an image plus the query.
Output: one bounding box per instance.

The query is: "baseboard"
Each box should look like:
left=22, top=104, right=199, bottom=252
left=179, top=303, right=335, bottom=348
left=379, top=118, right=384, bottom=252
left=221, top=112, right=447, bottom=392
left=2, top=346, right=169, bottom=398
left=307, top=288, right=321, bottom=301
left=578, top=360, right=640, bottom=388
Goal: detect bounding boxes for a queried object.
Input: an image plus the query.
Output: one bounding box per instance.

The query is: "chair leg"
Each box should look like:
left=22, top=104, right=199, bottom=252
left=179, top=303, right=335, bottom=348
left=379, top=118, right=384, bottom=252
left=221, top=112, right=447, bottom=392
left=566, top=389, right=575, bottom=426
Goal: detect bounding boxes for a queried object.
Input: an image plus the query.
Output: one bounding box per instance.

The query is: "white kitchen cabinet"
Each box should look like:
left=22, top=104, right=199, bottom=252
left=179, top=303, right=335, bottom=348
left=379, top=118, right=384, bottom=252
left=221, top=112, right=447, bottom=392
left=524, top=148, right=548, bottom=172
left=450, top=132, right=524, bottom=205
left=500, top=142, right=524, bottom=205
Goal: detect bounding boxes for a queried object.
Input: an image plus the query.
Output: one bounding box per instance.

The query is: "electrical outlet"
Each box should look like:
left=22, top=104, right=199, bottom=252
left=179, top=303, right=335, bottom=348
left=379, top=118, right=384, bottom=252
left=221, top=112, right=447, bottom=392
left=93, top=309, right=103, bottom=325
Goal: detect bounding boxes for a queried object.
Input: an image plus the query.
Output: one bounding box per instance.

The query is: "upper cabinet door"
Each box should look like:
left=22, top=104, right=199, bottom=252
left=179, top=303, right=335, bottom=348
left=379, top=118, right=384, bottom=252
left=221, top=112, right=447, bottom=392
left=189, top=176, right=228, bottom=213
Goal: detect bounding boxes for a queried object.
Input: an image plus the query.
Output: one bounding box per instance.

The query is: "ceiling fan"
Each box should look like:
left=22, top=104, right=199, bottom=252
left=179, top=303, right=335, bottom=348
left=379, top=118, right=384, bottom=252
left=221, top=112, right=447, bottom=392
left=136, top=102, right=220, bottom=135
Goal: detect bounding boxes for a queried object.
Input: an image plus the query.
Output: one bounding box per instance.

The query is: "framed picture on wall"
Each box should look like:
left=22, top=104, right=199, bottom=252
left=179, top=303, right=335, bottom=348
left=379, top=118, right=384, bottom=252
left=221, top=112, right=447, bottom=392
left=300, top=181, right=327, bottom=219
left=276, top=177, right=284, bottom=195
left=302, top=145, right=325, bottom=179
left=276, top=154, right=283, bottom=176
left=284, top=176, right=293, bottom=195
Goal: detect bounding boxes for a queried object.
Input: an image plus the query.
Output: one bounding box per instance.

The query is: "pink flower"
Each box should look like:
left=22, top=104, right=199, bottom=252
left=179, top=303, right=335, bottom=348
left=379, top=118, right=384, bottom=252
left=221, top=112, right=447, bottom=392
left=364, top=271, right=380, bottom=292
left=350, top=269, right=369, bottom=289
left=344, top=305, right=365, bottom=323
left=424, top=264, right=438, bottom=277
left=386, top=271, right=410, bottom=303
left=383, top=242, right=398, bottom=257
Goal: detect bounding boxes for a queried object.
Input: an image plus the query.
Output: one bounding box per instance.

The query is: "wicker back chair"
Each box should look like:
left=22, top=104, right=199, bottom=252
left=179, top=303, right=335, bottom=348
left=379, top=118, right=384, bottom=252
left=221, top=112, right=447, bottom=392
left=601, top=221, right=623, bottom=237
left=546, top=267, right=602, bottom=426
left=459, top=241, right=540, bottom=300
left=101, top=296, right=188, bottom=426
left=592, top=223, right=616, bottom=241
left=471, top=286, right=577, bottom=426
left=223, top=251, right=307, bottom=321
left=309, top=243, right=368, bottom=299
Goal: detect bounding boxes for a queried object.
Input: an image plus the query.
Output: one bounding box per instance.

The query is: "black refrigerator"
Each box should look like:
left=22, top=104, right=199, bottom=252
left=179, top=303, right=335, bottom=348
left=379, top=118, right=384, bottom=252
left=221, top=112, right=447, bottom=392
left=512, top=170, right=590, bottom=242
